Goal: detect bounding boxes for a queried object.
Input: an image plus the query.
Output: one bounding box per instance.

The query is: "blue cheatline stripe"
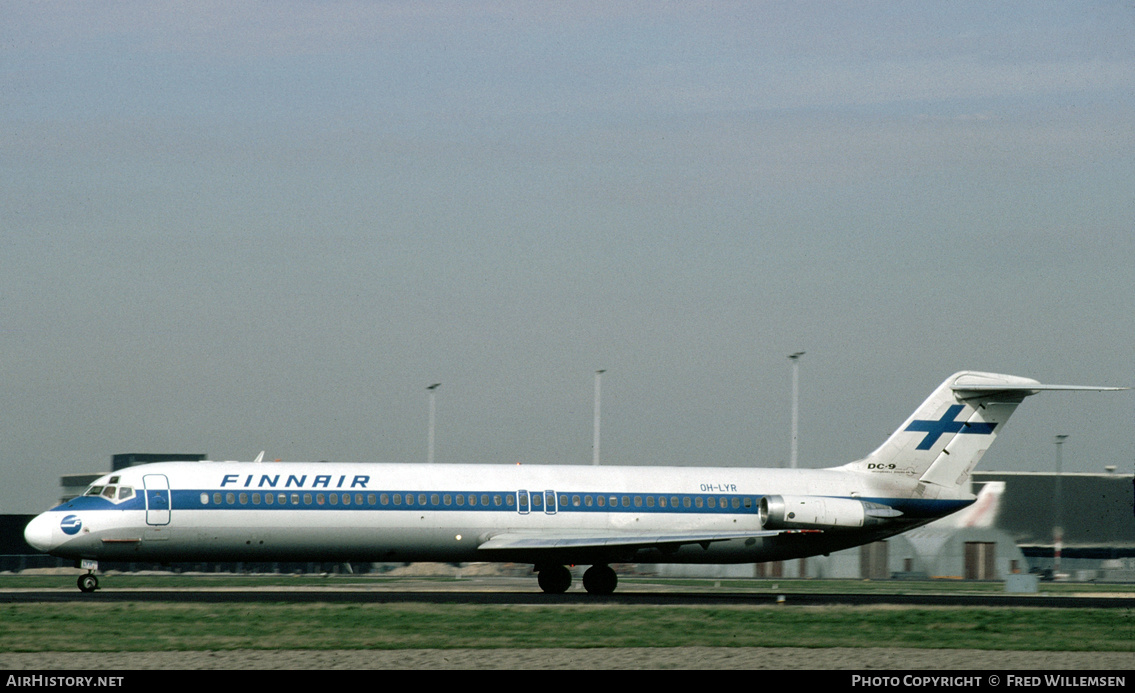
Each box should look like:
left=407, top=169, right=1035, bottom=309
left=52, top=489, right=971, bottom=520
left=174, top=489, right=762, bottom=514
left=161, top=489, right=971, bottom=519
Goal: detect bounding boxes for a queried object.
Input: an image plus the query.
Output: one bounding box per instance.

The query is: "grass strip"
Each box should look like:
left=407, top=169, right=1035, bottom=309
left=1, top=603, right=1130, bottom=653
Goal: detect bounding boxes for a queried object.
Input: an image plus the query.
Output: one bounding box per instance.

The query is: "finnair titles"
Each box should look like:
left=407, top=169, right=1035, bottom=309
left=24, top=371, right=1127, bottom=594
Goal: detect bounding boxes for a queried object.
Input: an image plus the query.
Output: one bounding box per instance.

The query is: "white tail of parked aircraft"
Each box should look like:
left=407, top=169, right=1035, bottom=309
left=945, top=480, right=1005, bottom=530
left=24, top=371, right=1126, bottom=594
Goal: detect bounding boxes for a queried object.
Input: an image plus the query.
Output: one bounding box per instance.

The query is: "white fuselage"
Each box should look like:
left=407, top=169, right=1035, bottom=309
left=25, top=460, right=969, bottom=566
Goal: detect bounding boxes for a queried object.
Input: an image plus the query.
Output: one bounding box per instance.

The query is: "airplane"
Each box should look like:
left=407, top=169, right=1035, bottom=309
left=23, top=370, right=1127, bottom=594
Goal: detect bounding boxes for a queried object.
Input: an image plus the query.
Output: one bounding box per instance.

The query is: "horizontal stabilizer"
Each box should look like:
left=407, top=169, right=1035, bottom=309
left=952, top=374, right=1128, bottom=398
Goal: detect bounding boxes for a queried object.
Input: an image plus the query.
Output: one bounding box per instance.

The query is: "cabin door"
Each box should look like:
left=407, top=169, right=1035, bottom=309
left=515, top=489, right=557, bottom=516
left=143, top=474, right=171, bottom=526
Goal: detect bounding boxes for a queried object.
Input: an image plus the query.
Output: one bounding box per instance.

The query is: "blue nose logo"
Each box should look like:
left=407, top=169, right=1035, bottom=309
left=60, top=515, right=82, bottom=535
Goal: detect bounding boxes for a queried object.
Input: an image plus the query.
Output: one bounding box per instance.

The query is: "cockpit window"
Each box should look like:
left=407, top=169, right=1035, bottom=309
left=83, top=484, right=135, bottom=504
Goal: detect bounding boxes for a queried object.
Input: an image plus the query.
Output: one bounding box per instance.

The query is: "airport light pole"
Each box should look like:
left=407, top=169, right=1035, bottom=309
left=427, top=383, right=441, bottom=464
left=593, top=370, right=606, bottom=465
left=1053, top=434, right=1068, bottom=576
left=788, top=352, right=805, bottom=469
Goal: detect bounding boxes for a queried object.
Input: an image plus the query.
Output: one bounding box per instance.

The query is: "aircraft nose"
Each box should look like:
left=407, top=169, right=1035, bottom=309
left=24, top=513, right=58, bottom=553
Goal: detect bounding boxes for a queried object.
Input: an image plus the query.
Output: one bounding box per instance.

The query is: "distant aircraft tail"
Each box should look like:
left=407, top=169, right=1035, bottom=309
left=950, top=481, right=1005, bottom=528
left=839, top=371, right=1126, bottom=496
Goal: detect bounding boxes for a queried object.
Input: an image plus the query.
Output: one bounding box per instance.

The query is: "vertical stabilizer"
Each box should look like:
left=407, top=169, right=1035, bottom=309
left=839, top=372, right=1035, bottom=493
left=840, top=371, right=1126, bottom=495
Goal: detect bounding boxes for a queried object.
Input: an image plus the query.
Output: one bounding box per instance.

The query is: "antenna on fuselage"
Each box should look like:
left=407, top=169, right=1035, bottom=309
left=253, top=451, right=265, bottom=463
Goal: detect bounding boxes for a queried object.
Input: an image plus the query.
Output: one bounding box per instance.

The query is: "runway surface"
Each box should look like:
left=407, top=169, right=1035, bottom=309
left=2, top=579, right=1132, bottom=608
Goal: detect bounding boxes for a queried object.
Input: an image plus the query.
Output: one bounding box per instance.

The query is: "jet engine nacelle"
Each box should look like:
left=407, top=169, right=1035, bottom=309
left=759, top=495, right=901, bottom=531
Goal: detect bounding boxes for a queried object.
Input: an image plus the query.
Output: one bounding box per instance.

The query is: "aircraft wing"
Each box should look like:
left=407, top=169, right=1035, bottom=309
left=477, top=528, right=819, bottom=552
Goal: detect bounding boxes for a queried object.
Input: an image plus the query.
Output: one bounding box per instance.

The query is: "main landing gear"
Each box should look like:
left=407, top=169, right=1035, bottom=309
left=536, top=564, right=618, bottom=595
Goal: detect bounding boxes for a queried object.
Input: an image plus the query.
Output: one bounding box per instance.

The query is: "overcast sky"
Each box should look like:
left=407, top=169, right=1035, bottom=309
left=4, top=2, right=1133, bottom=513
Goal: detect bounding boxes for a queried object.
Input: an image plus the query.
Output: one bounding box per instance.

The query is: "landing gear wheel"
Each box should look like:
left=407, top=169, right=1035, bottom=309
left=583, top=564, right=618, bottom=595
left=537, top=565, right=572, bottom=594
left=77, top=574, right=99, bottom=593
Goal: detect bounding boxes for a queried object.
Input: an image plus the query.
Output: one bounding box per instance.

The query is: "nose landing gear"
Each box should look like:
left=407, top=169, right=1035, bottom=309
left=77, top=573, right=99, bottom=593
left=77, top=559, right=99, bottom=593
